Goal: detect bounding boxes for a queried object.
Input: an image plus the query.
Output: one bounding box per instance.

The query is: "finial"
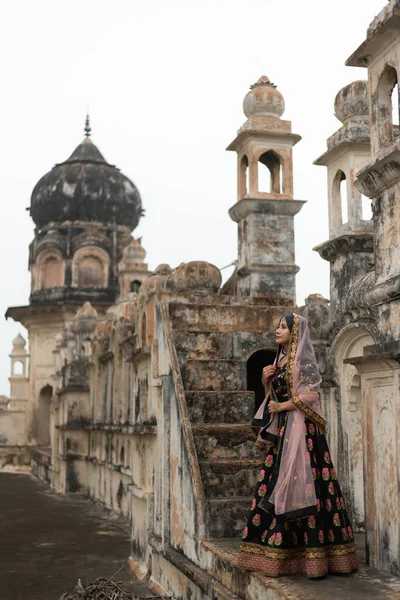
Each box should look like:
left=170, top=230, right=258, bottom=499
left=84, top=114, right=91, bottom=138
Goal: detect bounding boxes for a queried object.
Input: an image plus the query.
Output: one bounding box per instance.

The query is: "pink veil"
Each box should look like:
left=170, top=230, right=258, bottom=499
left=259, top=314, right=326, bottom=518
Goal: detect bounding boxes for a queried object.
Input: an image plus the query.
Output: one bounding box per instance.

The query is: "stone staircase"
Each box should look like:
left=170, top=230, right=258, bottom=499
left=171, top=302, right=267, bottom=540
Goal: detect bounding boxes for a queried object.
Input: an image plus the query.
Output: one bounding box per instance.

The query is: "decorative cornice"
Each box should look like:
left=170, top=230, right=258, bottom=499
left=229, top=197, right=305, bottom=222
left=313, top=232, right=374, bottom=262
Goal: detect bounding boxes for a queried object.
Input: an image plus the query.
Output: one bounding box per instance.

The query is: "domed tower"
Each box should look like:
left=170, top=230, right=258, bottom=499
left=225, top=76, right=305, bottom=303
left=314, top=81, right=373, bottom=318
left=5, top=118, right=146, bottom=448
left=28, top=117, right=143, bottom=305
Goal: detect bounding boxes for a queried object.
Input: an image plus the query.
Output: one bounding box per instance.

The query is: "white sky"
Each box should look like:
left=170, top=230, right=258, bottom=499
left=0, top=0, right=385, bottom=394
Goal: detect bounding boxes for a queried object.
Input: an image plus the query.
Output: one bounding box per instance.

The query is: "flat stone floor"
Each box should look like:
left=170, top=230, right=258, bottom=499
left=0, top=472, right=155, bottom=600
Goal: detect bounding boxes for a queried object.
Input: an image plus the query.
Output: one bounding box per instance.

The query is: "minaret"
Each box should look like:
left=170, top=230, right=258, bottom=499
left=347, top=0, right=400, bottom=343
left=226, top=76, right=305, bottom=304
left=313, top=81, right=373, bottom=319
left=8, top=334, right=29, bottom=412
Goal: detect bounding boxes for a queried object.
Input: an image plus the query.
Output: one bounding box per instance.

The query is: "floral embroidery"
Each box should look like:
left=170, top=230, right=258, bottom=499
left=292, top=532, right=298, bottom=545
left=322, top=467, right=330, bottom=481
left=261, top=530, right=267, bottom=543
left=309, top=423, right=315, bottom=435
left=318, top=530, right=324, bottom=544
left=341, top=497, right=346, bottom=510
left=328, top=529, right=335, bottom=542
left=242, top=526, right=248, bottom=539
left=270, top=518, right=276, bottom=530
left=330, top=468, right=337, bottom=480
left=342, top=527, right=349, bottom=541
left=265, top=455, right=273, bottom=468
left=259, top=469, right=266, bottom=481
left=324, top=451, right=331, bottom=464
left=284, top=522, right=289, bottom=531
left=268, top=533, right=276, bottom=546
left=251, top=498, right=257, bottom=510
left=333, top=513, right=341, bottom=527
left=308, top=515, right=316, bottom=529
left=307, top=438, right=313, bottom=451
left=316, top=498, right=321, bottom=512
left=252, top=513, right=261, bottom=527
left=312, top=468, right=316, bottom=481
left=258, top=484, right=267, bottom=498
left=275, top=532, right=283, bottom=546
left=326, top=499, right=332, bottom=512
left=348, top=526, right=354, bottom=540
left=336, top=498, right=341, bottom=511
left=328, top=482, right=335, bottom=495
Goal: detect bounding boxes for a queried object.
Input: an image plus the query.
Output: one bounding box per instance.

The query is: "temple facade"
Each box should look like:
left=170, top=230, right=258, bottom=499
left=1, top=1, right=400, bottom=598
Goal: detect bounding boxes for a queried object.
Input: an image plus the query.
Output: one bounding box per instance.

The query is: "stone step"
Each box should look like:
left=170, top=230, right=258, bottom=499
left=192, top=424, right=258, bottom=460
left=173, top=330, right=234, bottom=361
left=169, top=303, right=283, bottom=333
left=199, top=535, right=400, bottom=600
left=174, top=329, right=276, bottom=366
left=181, top=359, right=246, bottom=391
left=208, top=497, right=251, bottom=539
left=199, top=459, right=263, bottom=498
left=186, top=391, right=255, bottom=425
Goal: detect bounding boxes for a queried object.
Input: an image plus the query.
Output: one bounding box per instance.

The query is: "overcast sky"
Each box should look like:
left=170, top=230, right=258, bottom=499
left=0, top=0, right=385, bottom=394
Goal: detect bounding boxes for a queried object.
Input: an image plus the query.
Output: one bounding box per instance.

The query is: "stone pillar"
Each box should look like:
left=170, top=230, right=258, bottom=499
left=347, top=353, right=400, bottom=574
left=226, top=76, right=305, bottom=304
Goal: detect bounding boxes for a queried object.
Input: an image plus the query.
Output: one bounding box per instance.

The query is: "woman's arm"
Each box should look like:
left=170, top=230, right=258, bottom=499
left=268, top=399, right=296, bottom=414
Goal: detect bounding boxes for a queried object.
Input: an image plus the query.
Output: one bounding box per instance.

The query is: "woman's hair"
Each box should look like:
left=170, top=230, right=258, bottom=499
left=277, top=313, right=294, bottom=334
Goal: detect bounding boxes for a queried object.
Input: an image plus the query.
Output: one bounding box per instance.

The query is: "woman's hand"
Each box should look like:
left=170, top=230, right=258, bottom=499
left=262, top=365, right=277, bottom=386
left=268, top=400, right=281, bottom=414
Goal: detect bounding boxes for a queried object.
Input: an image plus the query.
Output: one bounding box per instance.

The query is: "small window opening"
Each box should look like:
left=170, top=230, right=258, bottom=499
left=129, top=280, right=142, bottom=294
left=361, top=194, right=373, bottom=220
left=340, top=175, right=348, bottom=224
left=258, top=151, right=281, bottom=194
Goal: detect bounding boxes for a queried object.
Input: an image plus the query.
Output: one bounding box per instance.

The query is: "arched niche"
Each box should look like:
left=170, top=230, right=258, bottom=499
left=246, top=349, right=276, bottom=413
left=257, top=150, right=283, bottom=194
left=239, top=154, right=249, bottom=198
left=38, top=384, right=53, bottom=447
left=129, top=280, right=142, bottom=294
left=72, top=246, right=109, bottom=289
left=332, top=169, right=348, bottom=226
left=331, top=325, right=374, bottom=531
left=36, top=250, right=65, bottom=290
left=12, top=360, right=24, bottom=375
left=377, top=64, right=399, bottom=148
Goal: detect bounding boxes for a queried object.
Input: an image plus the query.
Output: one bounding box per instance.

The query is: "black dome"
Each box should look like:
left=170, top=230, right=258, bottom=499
left=30, top=137, right=142, bottom=230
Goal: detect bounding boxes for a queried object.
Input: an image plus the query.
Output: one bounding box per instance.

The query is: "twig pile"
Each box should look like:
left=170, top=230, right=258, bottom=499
left=60, top=577, right=167, bottom=600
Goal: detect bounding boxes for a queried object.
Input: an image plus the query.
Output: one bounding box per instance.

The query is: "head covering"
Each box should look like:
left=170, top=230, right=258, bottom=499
left=256, top=313, right=326, bottom=520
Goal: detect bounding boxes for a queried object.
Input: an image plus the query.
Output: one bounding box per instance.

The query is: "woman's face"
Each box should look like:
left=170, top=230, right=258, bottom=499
left=275, top=317, right=291, bottom=347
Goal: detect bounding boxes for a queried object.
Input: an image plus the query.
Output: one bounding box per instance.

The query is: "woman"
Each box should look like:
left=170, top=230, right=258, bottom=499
left=238, top=313, right=358, bottom=578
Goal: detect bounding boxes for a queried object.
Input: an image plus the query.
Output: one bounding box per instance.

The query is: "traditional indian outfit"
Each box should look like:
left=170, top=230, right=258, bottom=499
left=238, top=313, right=359, bottom=578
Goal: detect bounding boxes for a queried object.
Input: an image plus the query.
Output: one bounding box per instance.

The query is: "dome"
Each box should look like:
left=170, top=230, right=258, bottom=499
left=334, top=81, right=369, bottom=124
left=30, top=121, right=143, bottom=231
left=243, top=76, right=285, bottom=118
left=122, top=238, right=147, bottom=262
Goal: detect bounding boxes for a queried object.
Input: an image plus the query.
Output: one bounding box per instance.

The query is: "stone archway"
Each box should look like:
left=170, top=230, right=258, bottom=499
left=331, top=325, right=374, bottom=531
left=246, top=349, right=276, bottom=413
left=38, top=385, right=53, bottom=447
